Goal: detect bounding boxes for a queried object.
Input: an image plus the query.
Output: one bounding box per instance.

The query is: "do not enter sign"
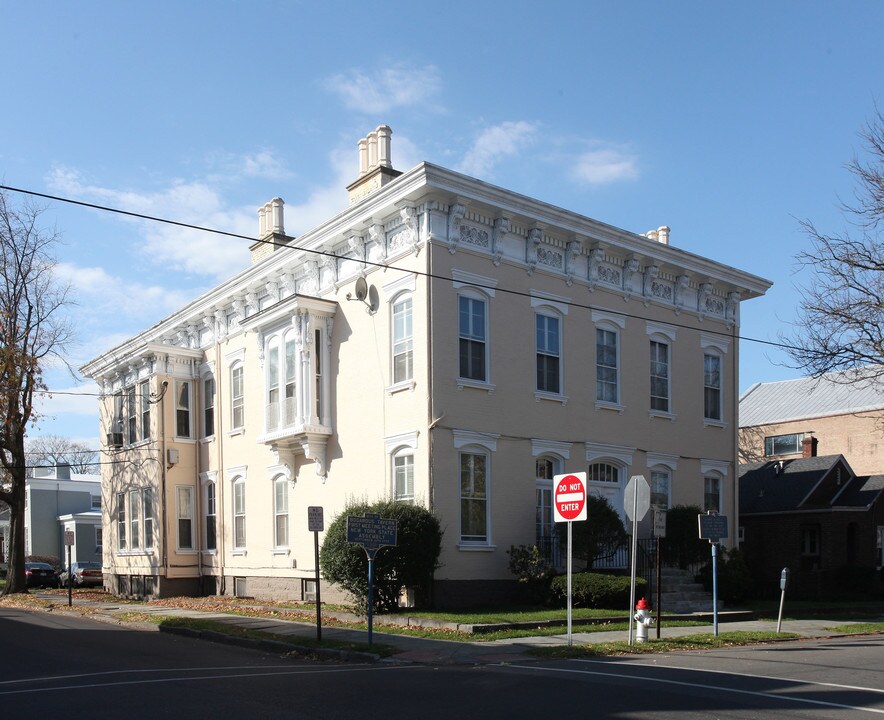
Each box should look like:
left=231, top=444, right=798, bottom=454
left=553, top=472, right=587, bottom=522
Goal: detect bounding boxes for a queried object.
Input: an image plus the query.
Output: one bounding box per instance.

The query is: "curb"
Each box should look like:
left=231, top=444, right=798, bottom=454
left=158, top=624, right=381, bottom=663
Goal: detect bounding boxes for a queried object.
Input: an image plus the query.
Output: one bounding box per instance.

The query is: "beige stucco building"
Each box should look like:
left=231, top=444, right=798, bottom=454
left=82, top=126, right=771, bottom=605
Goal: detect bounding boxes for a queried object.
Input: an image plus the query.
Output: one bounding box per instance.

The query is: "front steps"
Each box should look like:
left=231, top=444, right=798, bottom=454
left=656, top=567, right=720, bottom=613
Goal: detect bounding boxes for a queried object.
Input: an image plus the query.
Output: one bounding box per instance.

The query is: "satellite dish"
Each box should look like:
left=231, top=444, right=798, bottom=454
left=354, top=276, right=368, bottom=302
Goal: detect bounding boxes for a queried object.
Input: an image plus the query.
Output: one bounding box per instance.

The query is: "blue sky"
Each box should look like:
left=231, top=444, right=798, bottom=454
left=2, top=1, right=882, bottom=448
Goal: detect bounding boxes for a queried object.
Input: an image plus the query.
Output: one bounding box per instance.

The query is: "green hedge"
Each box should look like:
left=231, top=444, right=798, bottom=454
left=550, top=572, right=646, bottom=609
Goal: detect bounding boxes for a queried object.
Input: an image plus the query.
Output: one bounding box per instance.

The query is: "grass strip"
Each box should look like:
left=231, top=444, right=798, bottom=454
left=823, top=621, right=884, bottom=635
left=530, top=631, right=801, bottom=658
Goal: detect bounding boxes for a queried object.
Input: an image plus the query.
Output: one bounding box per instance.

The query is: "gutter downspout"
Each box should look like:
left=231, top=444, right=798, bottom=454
left=215, top=342, right=225, bottom=596
left=159, top=381, right=169, bottom=584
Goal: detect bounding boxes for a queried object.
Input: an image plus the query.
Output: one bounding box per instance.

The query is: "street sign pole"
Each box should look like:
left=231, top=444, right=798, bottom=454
left=711, top=542, right=719, bottom=637
left=367, top=550, right=375, bottom=645
left=628, top=487, right=638, bottom=645
left=308, top=507, right=324, bottom=642
left=567, top=520, right=573, bottom=646
left=346, top=513, right=398, bottom=648
left=553, top=472, right=587, bottom=648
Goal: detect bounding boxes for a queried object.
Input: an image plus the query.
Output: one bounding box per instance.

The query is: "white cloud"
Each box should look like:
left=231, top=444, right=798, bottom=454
left=456, top=121, right=539, bottom=179
left=48, top=168, right=253, bottom=279
left=325, top=64, right=442, bottom=113
left=55, top=262, right=199, bottom=326
left=33, top=382, right=100, bottom=418
left=569, top=147, right=639, bottom=185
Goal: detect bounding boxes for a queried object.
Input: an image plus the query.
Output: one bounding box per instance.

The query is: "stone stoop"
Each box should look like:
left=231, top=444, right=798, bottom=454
left=657, top=567, right=719, bottom=613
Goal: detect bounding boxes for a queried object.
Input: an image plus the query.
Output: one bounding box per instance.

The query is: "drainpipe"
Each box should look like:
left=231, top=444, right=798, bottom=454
left=159, top=381, right=169, bottom=584
left=426, top=220, right=434, bottom=512
left=195, top=364, right=203, bottom=591
left=215, top=342, right=226, bottom=596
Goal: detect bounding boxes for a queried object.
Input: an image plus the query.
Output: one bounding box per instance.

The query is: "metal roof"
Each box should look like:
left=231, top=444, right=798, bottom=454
left=739, top=369, right=884, bottom=427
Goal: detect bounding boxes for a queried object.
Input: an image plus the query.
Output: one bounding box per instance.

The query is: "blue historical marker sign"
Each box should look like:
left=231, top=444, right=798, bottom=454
left=698, top=513, right=729, bottom=542
left=347, top=513, right=398, bottom=556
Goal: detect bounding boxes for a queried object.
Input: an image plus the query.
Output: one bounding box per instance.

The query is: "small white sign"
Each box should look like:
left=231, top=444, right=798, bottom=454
left=307, top=506, right=324, bottom=532
left=64, top=530, right=75, bottom=546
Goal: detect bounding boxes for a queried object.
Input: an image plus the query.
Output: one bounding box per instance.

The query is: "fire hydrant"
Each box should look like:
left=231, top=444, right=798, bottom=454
left=634, top=597, right=655, bottom=643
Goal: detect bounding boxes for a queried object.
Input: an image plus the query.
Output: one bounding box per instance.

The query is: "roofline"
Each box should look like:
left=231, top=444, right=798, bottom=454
left=81, top=160, right=773, bottom=378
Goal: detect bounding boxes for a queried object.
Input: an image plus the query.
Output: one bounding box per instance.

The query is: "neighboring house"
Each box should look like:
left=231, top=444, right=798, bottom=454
left=81, top=126, right=771, bottom=605
left=739, top=370, right=884, bottom=476
left=739, top=454, right=884, bottom=598
left=24, top=464, right=103, bottom=568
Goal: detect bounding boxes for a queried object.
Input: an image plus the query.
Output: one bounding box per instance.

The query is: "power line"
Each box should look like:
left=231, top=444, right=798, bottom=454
left=0, top=182, right=806, bottom=355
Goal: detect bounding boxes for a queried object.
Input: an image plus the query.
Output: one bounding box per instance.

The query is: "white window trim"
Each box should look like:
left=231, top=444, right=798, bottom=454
left=534, top=307, right=565, bottom=400
left=457, top=446, right=494, bottom=550
left=457, top=288, right=492, bottom=391
left=703, top=472, right=725, bottom=514
left=452, top=429, right=498, bottom=452
left=385, top=430, right=419, bottom=454
left=586, top=442, right=635, bottom=467
left=388, top=290, right=415, bottom=391
left=452, top=269, right=497, bottom=297
left=383, top=273, right=417, bottom=298
left=231, top=474, right=247, bottom=554
left=700, top=459, right=730, bottom=477
left=229, top=362, right=245, bottom=435
left=391, top=448, right=416, bottom=502
left=174, top=379, right=194, bottom=441
left=200, top=471, right=218, bottom=555
left=176, top=485, right=195, bottom=553
left=594, top=318, right=623, bottom=411
left=646, top=452, right=679, bottom=471
left=531, top=439, right=572, bottom=460
left=700, top=332, right=731, bottom=355
left=701, top=340, right=727, bottom=428
left=271, top=473, right=290, bottom=552
left=648, top=331, right=675, bottom=420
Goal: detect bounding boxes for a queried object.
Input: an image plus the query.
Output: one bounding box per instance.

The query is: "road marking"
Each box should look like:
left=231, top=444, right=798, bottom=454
left=0, top=665, right=422, bottom=696
left=506, top=664, right=884, bottom=715
left=576, top=658, right=884, bottom=696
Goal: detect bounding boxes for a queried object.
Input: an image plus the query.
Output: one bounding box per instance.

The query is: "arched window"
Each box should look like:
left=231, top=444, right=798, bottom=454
left=392, top=449, right=414, bottom=502
left=459, top=290, right=489, bottom=382
left=588, top=462, right=620, bottom=484
left=535, top=455, right=561, bottom=562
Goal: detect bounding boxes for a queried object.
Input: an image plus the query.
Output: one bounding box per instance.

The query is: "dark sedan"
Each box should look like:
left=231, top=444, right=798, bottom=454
left=24, top=562, right=59, bottom=588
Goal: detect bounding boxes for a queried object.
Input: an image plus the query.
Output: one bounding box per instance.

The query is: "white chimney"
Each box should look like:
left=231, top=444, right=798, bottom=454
left=657, top=226, right=670, bottom=245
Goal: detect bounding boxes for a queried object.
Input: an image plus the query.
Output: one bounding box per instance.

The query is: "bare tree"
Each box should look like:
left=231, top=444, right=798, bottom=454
left=26, top=435, right=98, bottom=475
left=785, top=110, right=884, bottom=382
left=0, top=190, right=74, bottom=595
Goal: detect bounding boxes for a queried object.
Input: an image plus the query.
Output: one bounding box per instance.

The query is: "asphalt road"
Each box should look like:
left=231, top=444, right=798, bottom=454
left=2, top=607, right=882, bottom=719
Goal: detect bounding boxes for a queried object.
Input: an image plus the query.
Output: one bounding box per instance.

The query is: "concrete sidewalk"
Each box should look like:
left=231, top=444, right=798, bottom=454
left=48, top=594, right=876, bottom=666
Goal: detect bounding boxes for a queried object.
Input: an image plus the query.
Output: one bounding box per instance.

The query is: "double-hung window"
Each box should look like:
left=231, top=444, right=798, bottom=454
left=233, top=478, right=246, bottom=549
left=140, top=380, right=151, bottom=439
left=284, top=336, right=296, bottom=425
left=459, top=295, right=487, bottom=381
left=393, top=452, right=414, bottom=502
left=267, top=338, right=280, bottom=431
left=231, top=365, right=244, bottom=430
left=704, top=476, right=721, bottom=513
left=129, top=489, right=141, bottom=550
left=274, top=477, right=289, bottom=548
left=175, top=381, right=192, bottom=438
left=117, top=492, right=127, bottom=550
left=392, top=295, right=413, bottom=384
left=460, top=452, right=488, bottom=543
left=596, top=328, right=618, bottom=404
left=536, top=314, right=561, bottom=394
left=650, top=341, right=670, bottom=412
left=126, top=386, right=137, bottom=444
left=205, top=482, right=216, bottom=551
left=704, top=353, right=722, bottom=421
left=203, top=377, right=215, bottom=437
left=650, top=469, right=671, bottom=508
left=177, top=486, right=194, bottom=551
left=143, top=487, right=154, bottom=550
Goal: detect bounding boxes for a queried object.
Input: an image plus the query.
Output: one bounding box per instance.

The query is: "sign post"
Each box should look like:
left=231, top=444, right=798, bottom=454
left=776, top=567, right=789, bottom=633
left=346, top=513, right=398, bottom=646
left=307, top=507, right=324, bottom=641
left=64, top=528, right=75, bottom=607
left=553, top=472, right=587, bottom=647
left=624, top=475, right=650, bottom=644
left=698, top=513, right=729, bottom=637
left=653, top=508, right=666, bottom=639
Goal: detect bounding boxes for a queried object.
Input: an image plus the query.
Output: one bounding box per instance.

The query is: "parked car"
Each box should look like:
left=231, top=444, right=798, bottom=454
left=59, top=562, right=103, bottom=588
left=24, top=562, right=59, bottom=588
